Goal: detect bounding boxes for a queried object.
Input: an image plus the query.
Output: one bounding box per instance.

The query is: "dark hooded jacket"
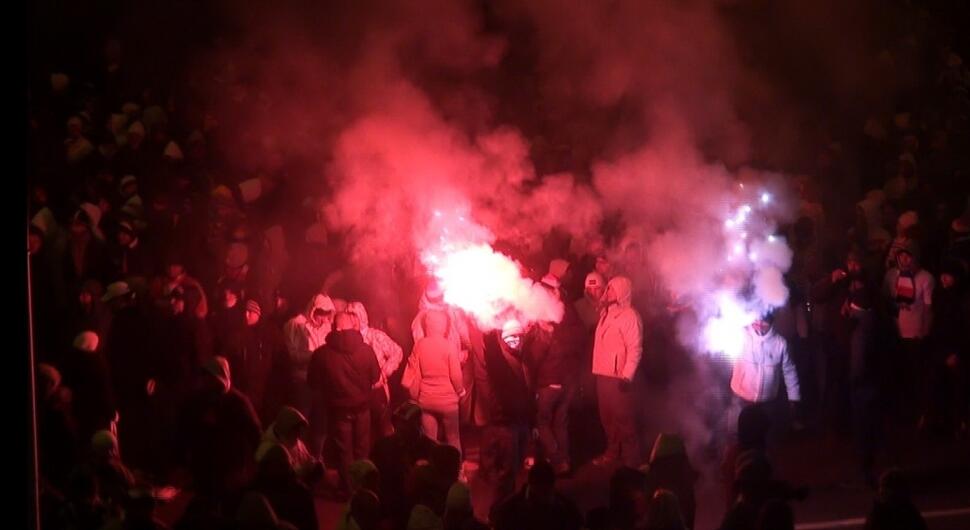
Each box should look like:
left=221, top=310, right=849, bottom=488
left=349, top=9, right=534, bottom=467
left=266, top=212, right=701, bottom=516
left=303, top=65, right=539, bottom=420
left=482, top=331, right=534, bottom=425
left=307, top=329, right=380, bottom=410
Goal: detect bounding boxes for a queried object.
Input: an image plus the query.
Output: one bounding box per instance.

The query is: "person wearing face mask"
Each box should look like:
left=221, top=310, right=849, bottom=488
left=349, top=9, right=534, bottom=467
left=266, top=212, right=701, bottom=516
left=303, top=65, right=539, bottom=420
left=480, top=319, right=536, bottom=505
left=728, top=313, right=801, bottom=442
left=591, top=276, right=643, bottom=468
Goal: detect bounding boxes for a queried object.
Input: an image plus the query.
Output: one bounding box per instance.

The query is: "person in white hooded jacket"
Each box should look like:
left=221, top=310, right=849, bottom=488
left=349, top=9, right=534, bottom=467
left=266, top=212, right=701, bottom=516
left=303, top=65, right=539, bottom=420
left=591, top=275, right=643, bottom=467
left=347, top=301, right=403, bottom=437
left=731, top=318, right=801, bottom=404
left=728, top=315, right=801, bottom=439
left=283, top=294, right=336, bottom=459
left=284, top=294, right=337, bottom=386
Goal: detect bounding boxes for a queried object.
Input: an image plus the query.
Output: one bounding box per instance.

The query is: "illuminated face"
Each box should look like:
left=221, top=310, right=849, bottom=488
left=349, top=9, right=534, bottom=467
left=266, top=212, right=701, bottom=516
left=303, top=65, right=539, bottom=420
left=847, top=258, right=862, bottom=275
left=503, top=333, right=522, bottom=351
left=896, top=252, right=913, bottom=271
left=940, top=273, right=955, bottom=290
left=79, top=291, right=93, bottom=307
left=311, top=311, right=330, bottom=328
left=752, top=319, right=771, bottom=335
left=595, top=256, right=610, bottom=276
left=586, top=284, right=605, bottom=301
left=245, top=309, right=260, bottom=326
left=604, top=284, right=618, bottom=304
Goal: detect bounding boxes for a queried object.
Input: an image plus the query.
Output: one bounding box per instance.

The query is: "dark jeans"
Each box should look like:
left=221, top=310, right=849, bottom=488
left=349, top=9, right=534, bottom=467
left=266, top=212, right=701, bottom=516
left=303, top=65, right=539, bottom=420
left=330, top=406, right=371, bottom=489
left=536, top=385, right=573, bottom=467
left=596, top=376, right=641, bottom=467
left=481, top=422, right=529, bottom=504
left=891, top=338, right=928, bottom=420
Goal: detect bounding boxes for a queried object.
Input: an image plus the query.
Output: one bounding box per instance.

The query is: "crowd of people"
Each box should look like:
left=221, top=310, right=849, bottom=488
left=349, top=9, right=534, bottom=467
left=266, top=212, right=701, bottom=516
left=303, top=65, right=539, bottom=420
left=27, top=4, right=970, bottom=530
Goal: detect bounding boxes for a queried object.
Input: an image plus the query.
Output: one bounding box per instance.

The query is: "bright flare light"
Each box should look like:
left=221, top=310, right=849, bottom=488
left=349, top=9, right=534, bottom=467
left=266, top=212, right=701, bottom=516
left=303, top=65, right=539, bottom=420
left=420, top=208, right=563, bottom=331
left=702, top=293, right=756, bottom=360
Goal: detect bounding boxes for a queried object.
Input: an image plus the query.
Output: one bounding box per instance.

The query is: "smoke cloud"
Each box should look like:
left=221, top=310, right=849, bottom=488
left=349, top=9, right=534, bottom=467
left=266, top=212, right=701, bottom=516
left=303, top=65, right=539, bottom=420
left=193, top=0, right=926, bottom=476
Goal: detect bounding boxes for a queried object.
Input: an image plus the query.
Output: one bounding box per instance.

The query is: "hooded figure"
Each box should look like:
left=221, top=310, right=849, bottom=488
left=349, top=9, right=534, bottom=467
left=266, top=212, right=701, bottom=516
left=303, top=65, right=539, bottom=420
left=348, top=301, right=403, bottom=438
left=885, top=211, right=921, bottom=270
left=490, top=460, right=583, bottom=530
left=348, top=302, right=404, bottom=396
left=235, top=491, right=299, bottom=530
left=65, top=204, right=111, bottom=286
left=864, top=470, right=927, bottom=530
left=89, top=429, right=137, bottom=511
left=730, top=319, right=801, bottom=404
left=404, top=310, right=466, bottom=454
left=248, top=444, right=318, bottom=530
left=370, top=402, right=439, bottom=528
left=592, top=276, right=642, bottom=381
left=58, top=331, right=116, bottom=442
left=38, top=363, right=80, bottom=491
left=255, top=406, right=323, bottom=485
left=884, top=241, right=935, bottom=340
left=411, top=286, right=471, bottom=361
left=335, top=460, right=382, bottom=530
left=643, top=434, right=698, bottom=530
left=443, top=482, right=487, bottom=530
left=283, top=294, right=335, bottom=384
left=307, top=313, right=381, bottom=490
left=591, top=276, right=643, bottom=468
left=177, top=356, right=262, bottom=501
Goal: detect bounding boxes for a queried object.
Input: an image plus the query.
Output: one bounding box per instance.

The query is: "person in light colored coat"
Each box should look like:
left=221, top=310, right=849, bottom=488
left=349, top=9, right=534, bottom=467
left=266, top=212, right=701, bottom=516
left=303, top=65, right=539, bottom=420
left=591, top=275, right=643, bottom=467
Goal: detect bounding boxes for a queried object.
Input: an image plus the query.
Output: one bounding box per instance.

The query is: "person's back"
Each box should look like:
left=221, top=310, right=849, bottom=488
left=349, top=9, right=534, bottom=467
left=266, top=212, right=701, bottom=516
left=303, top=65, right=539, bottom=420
left=644, top=434, right=697, bottom=530
left=864, top=470, right=926, bottom=530
left=59, top=333, right=116, bottom=441
left=490, top=461, right=582, bottom=530
left=410, top=335, right=463, bottom=408
left=309, top=328, right=380, bottom=410
left=249, top=445, right=318, bottom=530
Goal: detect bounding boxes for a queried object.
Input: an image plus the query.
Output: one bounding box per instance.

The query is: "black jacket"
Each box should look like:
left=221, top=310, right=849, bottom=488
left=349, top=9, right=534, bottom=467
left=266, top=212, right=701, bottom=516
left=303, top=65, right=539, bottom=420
left=226, top=322, right=284, bottom=415
left=307, top=329, right=380, bottom=410
left=109, top=238, right=154, bottom=281
left=482, top=332, right=535, bottom=425
left=56, top=347, right=116, bottom=441
left=525, top=306, right=586, bottom=388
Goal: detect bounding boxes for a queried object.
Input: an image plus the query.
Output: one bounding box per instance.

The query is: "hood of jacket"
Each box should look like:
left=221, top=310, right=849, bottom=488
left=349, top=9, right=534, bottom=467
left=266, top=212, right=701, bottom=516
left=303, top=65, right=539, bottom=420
left=304, top=293, right=336, bottom=321
left=607, top=276, right=633, bottom=308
